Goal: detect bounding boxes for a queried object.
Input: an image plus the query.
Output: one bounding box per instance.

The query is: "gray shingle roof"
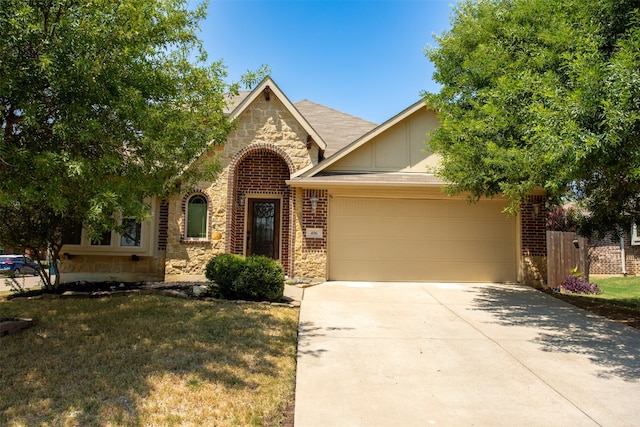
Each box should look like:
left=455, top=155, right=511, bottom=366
left=223, top=91, right=251, bottom=115
left=294, top=100, right=377, bottom=158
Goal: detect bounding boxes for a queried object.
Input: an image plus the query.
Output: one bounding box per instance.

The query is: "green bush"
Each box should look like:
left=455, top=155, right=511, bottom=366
left=205, top=254, right=285, bottom=302
left=233, top=255, right=285, bottom=302
left=205, top=254, right=246, bottom=299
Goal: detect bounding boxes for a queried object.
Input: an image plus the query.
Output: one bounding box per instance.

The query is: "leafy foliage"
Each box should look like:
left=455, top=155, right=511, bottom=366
left=206, top=254, right=285, bottom=302
left=424, top=0, right=640, bottom=237
left=0, top=0, right=238, bottom=287
left=205, top=253, right=246, bottom=294
left=562, top=274, right=602, bottom=295
left=233, top=256, right=285, bottom=302
left=546, top=206, right=579, bottom=232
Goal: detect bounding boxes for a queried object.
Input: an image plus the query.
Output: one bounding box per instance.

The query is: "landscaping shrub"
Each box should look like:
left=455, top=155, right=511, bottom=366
left=205, top=254, right=285, bottom=302
left=232, top=255, right=285, bottom=302
left=562, top=274, right=601, bottom=295
left=205, top=254, right=246, bottom=299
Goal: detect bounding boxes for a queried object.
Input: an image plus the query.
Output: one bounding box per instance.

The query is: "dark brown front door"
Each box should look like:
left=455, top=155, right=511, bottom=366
left=247, top=199, right=280, bottom=259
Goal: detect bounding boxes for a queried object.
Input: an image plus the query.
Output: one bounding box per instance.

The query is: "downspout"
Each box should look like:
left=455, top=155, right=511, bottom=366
left=620, top=236, right=627, bottom=276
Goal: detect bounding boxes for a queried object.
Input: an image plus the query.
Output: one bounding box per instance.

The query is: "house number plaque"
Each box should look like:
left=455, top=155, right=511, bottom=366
left=306, top=228, right=323, bottom=239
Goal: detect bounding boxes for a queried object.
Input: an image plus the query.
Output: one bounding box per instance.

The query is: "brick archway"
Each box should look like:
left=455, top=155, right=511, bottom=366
left=225, top=144, right=296, bottom=275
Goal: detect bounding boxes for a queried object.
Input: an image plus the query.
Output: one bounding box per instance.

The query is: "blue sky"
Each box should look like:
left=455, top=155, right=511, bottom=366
left=200, top=0, right=454, bottom=124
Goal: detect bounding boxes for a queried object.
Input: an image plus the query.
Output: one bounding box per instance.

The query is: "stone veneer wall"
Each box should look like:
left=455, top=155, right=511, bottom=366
left=293, top=188, right=328, bottom=281
left=60, top=254, right=165, bottom=283
left=521, top=195, right=547, bottom=287
left=590, top=233, right=640, bottom=276
left=164, top=92, right=316, bottom=280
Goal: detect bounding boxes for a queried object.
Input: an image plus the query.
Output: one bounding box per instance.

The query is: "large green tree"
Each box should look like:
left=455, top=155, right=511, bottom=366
left=424, top=0, right=640, bottom=237
left=0, top=0, right=237, bottom=288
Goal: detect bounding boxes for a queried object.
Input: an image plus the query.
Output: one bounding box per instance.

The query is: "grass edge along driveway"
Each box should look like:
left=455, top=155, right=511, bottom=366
left=0, top=294, right=299, bottom=426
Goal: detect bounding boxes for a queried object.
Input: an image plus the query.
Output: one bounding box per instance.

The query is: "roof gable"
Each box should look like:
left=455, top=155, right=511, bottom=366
left=298, top=101, right=440, bottom=178
left=227, top=77, right=327, bottom=152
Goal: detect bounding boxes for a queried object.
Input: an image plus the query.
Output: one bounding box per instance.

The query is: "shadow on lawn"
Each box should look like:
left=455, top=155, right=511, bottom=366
left=469, top=285, right=640, bottom=382
left=0, top=295, right=298, bottom=425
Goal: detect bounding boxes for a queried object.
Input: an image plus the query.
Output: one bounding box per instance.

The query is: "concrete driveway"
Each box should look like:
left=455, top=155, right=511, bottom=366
left=0, top=274, right=43, bottom=292
left=294, top=281, right=640, bottom=426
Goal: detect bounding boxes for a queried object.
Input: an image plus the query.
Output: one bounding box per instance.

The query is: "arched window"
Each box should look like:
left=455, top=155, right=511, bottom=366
left=186, top=194, right=208, bottom=239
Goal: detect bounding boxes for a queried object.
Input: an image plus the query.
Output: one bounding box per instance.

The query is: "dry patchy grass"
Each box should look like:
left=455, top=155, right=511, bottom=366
left=0, top=295, right=299, bottom=426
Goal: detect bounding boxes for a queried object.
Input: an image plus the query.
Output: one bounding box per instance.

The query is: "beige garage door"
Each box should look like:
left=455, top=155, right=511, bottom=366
left=328, top=197, right=517, bottom=282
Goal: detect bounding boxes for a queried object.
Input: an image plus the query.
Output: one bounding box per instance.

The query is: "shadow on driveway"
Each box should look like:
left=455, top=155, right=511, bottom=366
left=469, top=285, right=640, bottom=381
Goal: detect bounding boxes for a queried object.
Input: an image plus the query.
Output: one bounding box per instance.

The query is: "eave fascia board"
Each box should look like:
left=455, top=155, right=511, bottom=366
left=285, top=178, right=445, bottom=189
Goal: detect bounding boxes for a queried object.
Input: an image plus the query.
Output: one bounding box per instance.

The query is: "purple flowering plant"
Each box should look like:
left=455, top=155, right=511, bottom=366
left=561, top=268, right=601, bottom=295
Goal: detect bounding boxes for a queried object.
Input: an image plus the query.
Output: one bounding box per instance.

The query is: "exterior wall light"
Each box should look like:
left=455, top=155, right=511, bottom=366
left=237, top=191, right=245, bottom=207
left=309, top=195, right=318, bottom=214
left=531, top=203, right=541, bottom=218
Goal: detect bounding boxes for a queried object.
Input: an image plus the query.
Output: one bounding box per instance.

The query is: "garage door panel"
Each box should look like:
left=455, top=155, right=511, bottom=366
left=328, top=197, right=517, bottom=282
left=330, top=259, right=514, bottom=282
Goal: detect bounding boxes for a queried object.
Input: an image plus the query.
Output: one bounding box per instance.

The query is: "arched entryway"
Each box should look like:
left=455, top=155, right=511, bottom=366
left=226, top=144, right=295, bottom=276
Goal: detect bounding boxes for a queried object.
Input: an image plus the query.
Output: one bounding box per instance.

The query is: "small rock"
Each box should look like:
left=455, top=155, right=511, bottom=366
left=192, top=285, right=208, bottom=296
left=61, top=291, right=92, bottom=299
left=161, top=290, right=188, bottom=299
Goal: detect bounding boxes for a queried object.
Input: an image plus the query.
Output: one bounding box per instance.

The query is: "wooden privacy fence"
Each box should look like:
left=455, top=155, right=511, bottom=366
left=546, top=231, right=589, bottom=288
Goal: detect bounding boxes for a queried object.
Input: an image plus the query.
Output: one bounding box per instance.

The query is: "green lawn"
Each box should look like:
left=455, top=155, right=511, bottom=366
left=588, top=276, right=640, bottom=310
left=0, top=295, right=299, bottom=426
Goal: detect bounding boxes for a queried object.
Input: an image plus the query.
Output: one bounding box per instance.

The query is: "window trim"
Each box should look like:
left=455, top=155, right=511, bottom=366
left=632, top=224, right=640, bottom=246
left=184, top=193, right=209, bottom=241
left=120, top=217, right=142, bottom=247
left=60, top=199, right=159, bottom=256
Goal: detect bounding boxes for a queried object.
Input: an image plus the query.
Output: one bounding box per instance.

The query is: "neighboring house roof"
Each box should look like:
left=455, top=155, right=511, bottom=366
left=293, top=100, right=377, bottom=158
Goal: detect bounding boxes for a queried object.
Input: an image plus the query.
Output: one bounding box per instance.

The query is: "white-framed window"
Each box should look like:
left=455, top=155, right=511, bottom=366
left=91, top=230, right=112, bottom=246
left=632, top=224, right=640, bottom=246
left=60, top=198, right=159, bottom=256
left=120, top=218, right=142, bottom=247
left=185, top=194, right=208, bottom=240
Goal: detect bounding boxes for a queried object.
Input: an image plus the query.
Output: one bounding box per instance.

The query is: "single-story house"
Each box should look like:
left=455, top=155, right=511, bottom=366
left=589, top=228, right=640, bottom=276
left=59, top=77, right=547, bottom=285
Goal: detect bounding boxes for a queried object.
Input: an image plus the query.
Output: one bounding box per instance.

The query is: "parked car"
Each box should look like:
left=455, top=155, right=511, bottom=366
left=0, top=255, right=40, bottom=276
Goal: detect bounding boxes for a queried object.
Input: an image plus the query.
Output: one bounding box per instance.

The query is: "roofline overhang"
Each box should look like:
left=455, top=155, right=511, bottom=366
left=286, top=178, right=446, bottom=189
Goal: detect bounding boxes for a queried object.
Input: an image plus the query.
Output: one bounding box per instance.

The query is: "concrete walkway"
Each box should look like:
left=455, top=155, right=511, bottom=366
left=294, top=281, right=640, bottom=426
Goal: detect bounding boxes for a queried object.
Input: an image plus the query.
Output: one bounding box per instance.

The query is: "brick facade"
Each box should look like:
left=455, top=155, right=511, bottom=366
left=228, top=147, right=294, bottom=275
left=589, top=233, right=640, bottom=276
left=292, top=189, right=328, bottom=280
left=521, top=195, right=547, bottom=287
left=521, top=195, right=547, bottom=256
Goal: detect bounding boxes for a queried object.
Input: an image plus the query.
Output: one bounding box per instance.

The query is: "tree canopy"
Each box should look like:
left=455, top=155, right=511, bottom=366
left=424, top=0, right=640, bottom=237
left=0, top=0, right=237, bottom=287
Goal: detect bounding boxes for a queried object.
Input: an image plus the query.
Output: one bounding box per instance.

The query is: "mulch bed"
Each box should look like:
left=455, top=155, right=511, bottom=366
left=5, top=281, right=191, bottom=299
